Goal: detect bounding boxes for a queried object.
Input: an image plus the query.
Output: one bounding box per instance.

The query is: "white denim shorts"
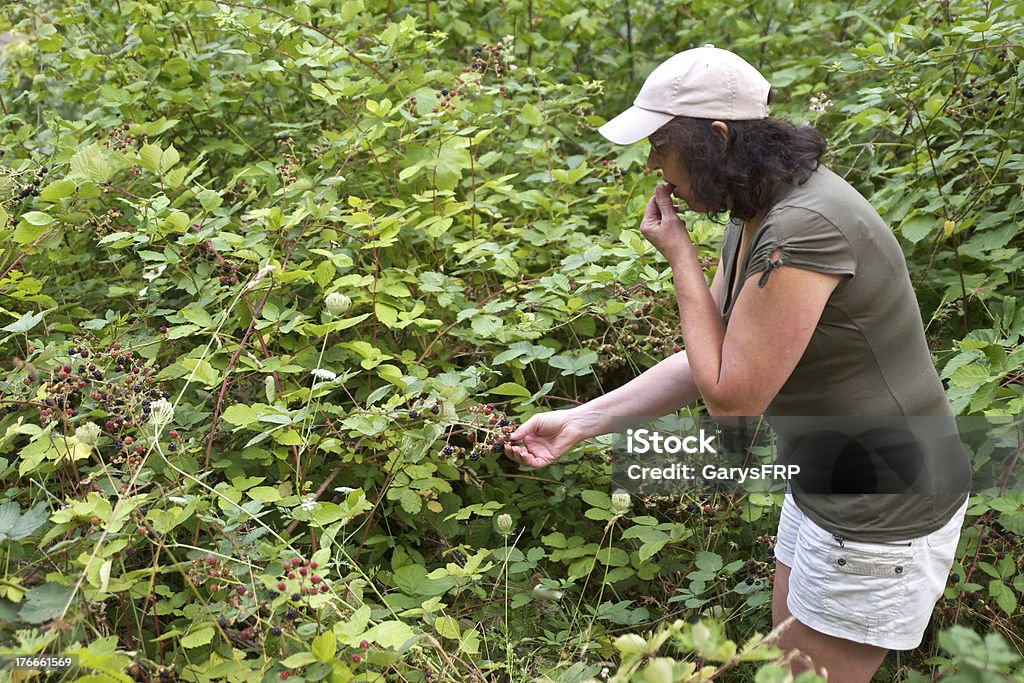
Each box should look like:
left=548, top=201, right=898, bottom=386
left=774, top=494, right=967, bottom=650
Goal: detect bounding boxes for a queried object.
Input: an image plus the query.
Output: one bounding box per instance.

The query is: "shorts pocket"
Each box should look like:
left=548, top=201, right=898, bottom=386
left=821, top=542, right=914, bottom=624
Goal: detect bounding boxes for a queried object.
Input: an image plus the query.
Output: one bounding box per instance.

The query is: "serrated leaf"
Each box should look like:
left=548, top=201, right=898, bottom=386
left=471, top=314, right=502, bottom=337
left=988, top=580, right=1017, bottom=617
left=487, top=382, right=531, bottom=397
left=0, top=502, right=49, bottom=541
left=21, top=211, right=55, bottom=226
left=950, top=363, right=992, bottom=388
left=180, top=358, right=219, bottom=386
left=375, top=302, right=398, bottom=328
left=197, top=188, right=222, bottom=211
left=899, top=213, right=935, bottom=244
left=222, top=404, right=258, bottom=427
left=434, top=615, right=460, bottom=639
left=180, top=626, right=215, bottom=648
left=20, top=583, right=74, bottom=624
left=549, top=350, right=598, bottom=376
left=2, top=309, right=48, bottom=334
left=314, top=260, right=335, bottom=288
left=312, top=631, right=337, bottom=662
left=160, top=145, right=181, bottom=172
left=139, top=143, right=162, bottom=172
left=38, top=179, right=76, bottom=201
left=70, top=142, right=112, bottom=182
left=282, top=652, right=318, bottom=668
left=364, top=620, right=415, bottom=650
left=695, top=551, right=724, bottom=573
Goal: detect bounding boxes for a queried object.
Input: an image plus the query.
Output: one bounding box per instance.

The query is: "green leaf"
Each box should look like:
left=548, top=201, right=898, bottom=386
left=312, top=630, right=337, bottom=662
left=282, top=652, right=318, bottom=668
left=364, top=620, right=415, bottom=650
left=21, top=211, right=55, bottom=227
left=487, top=382, right=531, bottom=398
left=988, top=580, right=1017, bottom=617
left=180, top=626, right=215, bottom=648
left=180, top=358, right=219, bottom=386
left=2, top=309, right=48, bottom=334
left=0, top=501, right=49, bottom=541
left=695, top=551, right=723, bottom=573
left=899, top=213, right=935, bottom=243
left=405, top=137, right=471, bottom=191
left=471, top=314, right=503, bottom=337
left=375, top=302, right=399, bottom=328
left=20, top=583, right=74, bottom=624
left=197, top=188, right=223, bottom=211
left=70, top=142, right=112, bottom=183
left=518, top=103, right=544, bottom=127
left=139, top=143, right=163, bottom=172
left=160, top=145, right=181, bottom=172
left=314, top=260, right=335, bottom=288
left=180, top=303, right=214, bottom=328
left=434, top=615, right=461, bottom=639
left=38, top=179, right=76, bottom=201
left=548, top=350, right=598, bottom=376
left=222, top=404, right=259, bottom=427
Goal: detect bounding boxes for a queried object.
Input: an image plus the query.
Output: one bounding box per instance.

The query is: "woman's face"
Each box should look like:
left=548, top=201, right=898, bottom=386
left=646, top=140, right=709, bottom=213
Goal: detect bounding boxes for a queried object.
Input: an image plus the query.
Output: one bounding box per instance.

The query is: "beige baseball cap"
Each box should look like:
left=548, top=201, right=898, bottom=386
left=598, top=45, right=771, bottom=145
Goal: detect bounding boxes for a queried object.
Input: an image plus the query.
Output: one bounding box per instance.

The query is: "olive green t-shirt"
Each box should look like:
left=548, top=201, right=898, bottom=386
left=718, top=165, right=970, bottom=541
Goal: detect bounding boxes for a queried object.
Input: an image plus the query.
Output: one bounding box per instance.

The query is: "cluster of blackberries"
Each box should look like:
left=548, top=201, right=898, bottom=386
left=11, top=165, right=47, bottom=199
left=218, top=261, right=243, bottom=287
left=432, top=83, right=460, bottom=113
left=464, top=39, right=514, bottom=80
left=405, top=399, right=442, bottom=421
left=95, top=122, right=145, bottom=151
left=185, top=555, right=238, bottom=594
left=437, top=403, right=518, bottom=462
left=947, top=79, right=1008, bottom=120
left=276, top=556, right=330, bottom=603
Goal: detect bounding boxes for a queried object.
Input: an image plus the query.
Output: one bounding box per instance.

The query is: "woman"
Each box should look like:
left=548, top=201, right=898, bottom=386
left=504, top=46, right=969, bottom=681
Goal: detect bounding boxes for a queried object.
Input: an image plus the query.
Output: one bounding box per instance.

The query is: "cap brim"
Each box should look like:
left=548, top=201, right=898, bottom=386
left=597, top=106, right=675, bottom=145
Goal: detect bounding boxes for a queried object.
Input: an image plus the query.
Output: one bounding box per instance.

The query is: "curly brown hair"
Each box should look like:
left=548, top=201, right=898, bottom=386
left=648, top=116, right=827, bottom=222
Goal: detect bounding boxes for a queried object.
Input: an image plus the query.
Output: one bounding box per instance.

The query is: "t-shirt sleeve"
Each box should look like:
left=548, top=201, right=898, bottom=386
left=744, top=205, right=857, bottom=288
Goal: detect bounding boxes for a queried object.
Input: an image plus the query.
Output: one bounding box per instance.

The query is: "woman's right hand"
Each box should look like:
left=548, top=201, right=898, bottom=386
left=504, top=409, right=585, bottom=468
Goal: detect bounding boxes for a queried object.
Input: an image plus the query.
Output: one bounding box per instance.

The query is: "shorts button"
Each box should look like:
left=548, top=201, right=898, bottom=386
left=837, top=558, right=846, bottom=566
left=895, top=566, right=903, bottom=574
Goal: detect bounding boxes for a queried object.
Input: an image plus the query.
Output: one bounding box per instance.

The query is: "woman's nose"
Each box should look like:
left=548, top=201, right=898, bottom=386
left=646, top=149, right=660, bottom=171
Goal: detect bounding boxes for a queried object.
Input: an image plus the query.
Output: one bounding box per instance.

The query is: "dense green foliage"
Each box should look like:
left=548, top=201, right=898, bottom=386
left=0, top=0, right=1022, bottom=680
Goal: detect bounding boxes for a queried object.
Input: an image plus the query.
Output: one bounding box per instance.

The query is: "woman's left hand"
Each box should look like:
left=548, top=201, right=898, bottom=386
left=640, top=184, right=693, bottom=262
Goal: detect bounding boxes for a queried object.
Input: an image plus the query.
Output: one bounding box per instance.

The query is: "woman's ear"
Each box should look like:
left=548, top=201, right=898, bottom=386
left=711, top=121, right=730, bottom=148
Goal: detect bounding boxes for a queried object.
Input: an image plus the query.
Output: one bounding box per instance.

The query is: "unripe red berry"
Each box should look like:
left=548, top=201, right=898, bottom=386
left=319, top=584, right=329, bottom=593
left=310, top=561, right=318, bottom=569
left=277, top=582, right=286, bottom=591
left=359, top=640, right=369, bottom=649
left=351, top=654, right=361, bottom=664
left=298, top=566, right=308, bottom=576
